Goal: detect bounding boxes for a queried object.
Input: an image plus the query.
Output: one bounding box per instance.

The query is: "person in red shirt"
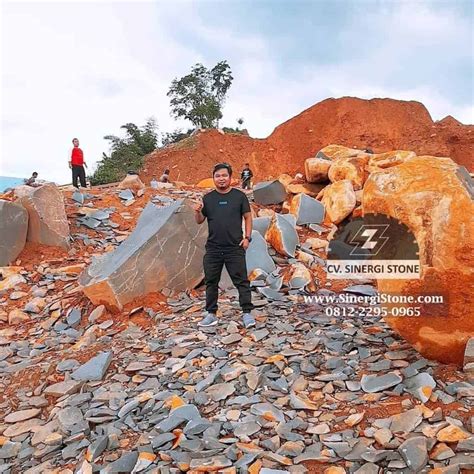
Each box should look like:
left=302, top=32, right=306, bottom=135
left=69, top=138, right=88, bottom=188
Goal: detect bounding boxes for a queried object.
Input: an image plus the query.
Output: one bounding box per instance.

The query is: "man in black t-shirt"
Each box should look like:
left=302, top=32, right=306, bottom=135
left=193, top=162, right=255, bottom=328
left=241, top=163, right=253, bottom=189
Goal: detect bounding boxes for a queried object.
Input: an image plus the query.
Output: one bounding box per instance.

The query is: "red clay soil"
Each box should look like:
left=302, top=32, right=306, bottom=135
left=141, top=97, right=473, bottom=185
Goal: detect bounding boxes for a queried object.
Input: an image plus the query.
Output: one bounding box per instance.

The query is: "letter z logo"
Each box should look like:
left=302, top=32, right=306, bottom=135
left=349, top=224, right=389, bottom=256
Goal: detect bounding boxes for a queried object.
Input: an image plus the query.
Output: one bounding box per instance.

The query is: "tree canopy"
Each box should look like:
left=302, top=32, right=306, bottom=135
left=167, top=61, right=233, bottom=129
left=89, top=118, right=158, bottom=185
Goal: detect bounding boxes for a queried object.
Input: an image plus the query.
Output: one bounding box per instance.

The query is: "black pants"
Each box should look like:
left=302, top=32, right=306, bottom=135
left=204, top=246, right=254, bottom=314
left=72, top=165, right=86, bottom=188
left=242, top=179, right=251, bottom=190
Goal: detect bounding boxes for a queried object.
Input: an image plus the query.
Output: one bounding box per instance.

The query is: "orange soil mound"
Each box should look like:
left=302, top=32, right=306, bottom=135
left=142, top=97, right=473, bottom=184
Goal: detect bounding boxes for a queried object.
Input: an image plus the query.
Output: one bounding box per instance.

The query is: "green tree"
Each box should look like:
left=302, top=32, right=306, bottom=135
left=167, top=61, right=233, bottom=129
left=222, top=117, right=248, bottom=135
left=162, top=128, right=194, bottom=147
left=90, top=118, right=158, bottom=185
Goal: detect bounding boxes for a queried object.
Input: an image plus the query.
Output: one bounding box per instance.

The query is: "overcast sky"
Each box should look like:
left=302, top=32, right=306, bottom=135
left=1, top=0, right=473, bottom=184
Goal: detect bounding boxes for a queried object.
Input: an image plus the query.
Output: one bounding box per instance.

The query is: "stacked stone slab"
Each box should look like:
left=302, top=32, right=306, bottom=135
left=80, top=199, right=207, bottom=310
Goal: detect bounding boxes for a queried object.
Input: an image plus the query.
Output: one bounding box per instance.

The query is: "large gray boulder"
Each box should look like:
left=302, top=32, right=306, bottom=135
left=80, top=200, right=207, bottom=310
left=253, top=180, right=287, bottom=205
left=16, top=185, right=69, bottom=248
left=0, top=200, right=28, bottom=265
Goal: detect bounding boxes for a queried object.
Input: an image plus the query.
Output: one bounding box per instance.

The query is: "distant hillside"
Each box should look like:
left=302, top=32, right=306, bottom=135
left=142, top=97, right=474, bottom=184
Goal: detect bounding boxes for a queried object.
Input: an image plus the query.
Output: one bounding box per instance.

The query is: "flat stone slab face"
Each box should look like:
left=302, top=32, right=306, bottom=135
left=80, top=199, right=207, bottom=310
left=253, top=180, right=287, bottom=205
left=265, top=213, right=299, bottom=257
left=71, top=351, right=113, bottom=381
left=253, top=217, right=271, bottom=238
left=17, top=185, right=70, bottom=248
left=246, top=230, right=276, bottom=276
left=289, top=193, right=325, bottom=225
left=0, top=200, right=28, bottom=265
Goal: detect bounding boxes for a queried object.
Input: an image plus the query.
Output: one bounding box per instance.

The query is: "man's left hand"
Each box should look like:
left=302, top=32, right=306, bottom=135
left=239, top=238, right=250, bottom=250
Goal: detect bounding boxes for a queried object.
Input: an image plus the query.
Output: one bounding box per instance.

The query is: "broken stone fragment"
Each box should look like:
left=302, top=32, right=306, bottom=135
left=253, top=180, right=287, bottom=205
left=17, top=184, right=70, bottom=248
left=289, top=193, right=325, bottom=225
left=304, top=157, right=332, bottom=183
left=246, top=230, right=276, bottom=275
left=71, top=351, right=113, bottom=381
left=364, top=155, right=474, bottom=365
left=253, top=216, right=272, bottom=238
left=72, top=190, right=84, bottom=204
left=8, top=309, right=30, bottom=325
left=0, top=267, right=25, bottom=293
left=189, top=455, right=232, bottom=471
left=265, top=213, right=299, bottom=257
left=118, top=189, right=135, bottom=201
left=43, top=380, right=82, bottom=397
left=361, top=373, right=403, bottom=393
left=398, top=436, right=428, bottom=472
left=118, top=174, right=145, bottom=192
left=5, top=408, right=41, bottom=423
left=404, top=372, right=436, bottom=403
left=80, top=199, right=207, bottom=310
left=319, top=179, right=356, bottom=224
left=288, top=262, right=313, bottom=290
left=0, top=200, right=28, bottom=265
left=389, top=407, right=423, bottom=434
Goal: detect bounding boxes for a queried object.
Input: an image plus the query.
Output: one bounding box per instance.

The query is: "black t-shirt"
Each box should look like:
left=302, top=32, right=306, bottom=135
left=241, top=169, right=252, bottom=180
left=202, top=188, right=251, bottom=248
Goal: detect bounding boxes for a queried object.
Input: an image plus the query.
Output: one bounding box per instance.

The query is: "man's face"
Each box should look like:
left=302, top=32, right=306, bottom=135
left=73, top=139, right=79, bottom=147
left=213, top=169, right=231, bottom=189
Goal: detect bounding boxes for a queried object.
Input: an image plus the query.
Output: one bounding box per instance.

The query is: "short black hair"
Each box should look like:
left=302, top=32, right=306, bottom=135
left=213, top=163, right=232, bottom=176
left=72, top=138, right=79, bottom=143
left=32, top=172, right=38, bottom=176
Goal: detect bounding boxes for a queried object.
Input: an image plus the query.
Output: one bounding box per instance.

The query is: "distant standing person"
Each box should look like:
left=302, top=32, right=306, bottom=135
left=159, top=168, right=170, bottom=183
left=69, top=138, right=88, bottom=188
left=193, top=162, right=255, bottom=329
left=241, top=163, right=253, bottom=189
left=24, top=172, right=39, bottom=187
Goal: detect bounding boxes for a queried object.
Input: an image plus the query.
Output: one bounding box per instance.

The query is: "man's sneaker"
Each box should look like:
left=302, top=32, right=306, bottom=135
left=242, top=313, right=256, bottom=329
left=198, top=313, right=218, bottom=327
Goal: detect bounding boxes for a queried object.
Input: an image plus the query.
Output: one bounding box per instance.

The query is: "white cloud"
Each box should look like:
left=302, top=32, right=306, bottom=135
left=1, top=1, right=472, bottom=184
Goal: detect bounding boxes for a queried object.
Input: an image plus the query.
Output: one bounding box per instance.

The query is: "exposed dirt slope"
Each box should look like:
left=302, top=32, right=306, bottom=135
left=142, top=97, right=473, bottom=184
